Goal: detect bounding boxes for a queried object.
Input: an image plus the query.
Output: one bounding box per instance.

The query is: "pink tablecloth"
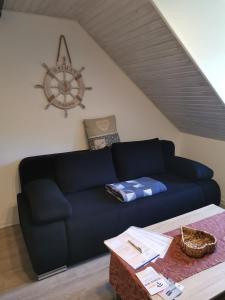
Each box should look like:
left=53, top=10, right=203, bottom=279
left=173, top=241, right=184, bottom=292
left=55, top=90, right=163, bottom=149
left=110, top=211, right=225, bottom=300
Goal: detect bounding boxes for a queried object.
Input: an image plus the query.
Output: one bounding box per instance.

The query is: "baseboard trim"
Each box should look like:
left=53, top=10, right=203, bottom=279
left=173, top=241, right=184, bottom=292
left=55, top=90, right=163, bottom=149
left=0, top=222, right=19, bottom=230
left=37, top=265, right=67, bottom=280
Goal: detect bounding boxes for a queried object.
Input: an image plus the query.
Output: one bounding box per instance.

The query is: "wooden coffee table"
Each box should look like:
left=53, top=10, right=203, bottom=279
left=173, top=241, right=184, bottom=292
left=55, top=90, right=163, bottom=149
left=110, top=205, right=225, bottom=300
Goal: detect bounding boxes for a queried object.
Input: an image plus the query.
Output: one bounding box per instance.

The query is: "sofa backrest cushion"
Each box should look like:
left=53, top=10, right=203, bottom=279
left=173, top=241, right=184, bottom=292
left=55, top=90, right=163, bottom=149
left=112, top=138, right=165, bottom=181
left=55, top=148, right=118, bottom=193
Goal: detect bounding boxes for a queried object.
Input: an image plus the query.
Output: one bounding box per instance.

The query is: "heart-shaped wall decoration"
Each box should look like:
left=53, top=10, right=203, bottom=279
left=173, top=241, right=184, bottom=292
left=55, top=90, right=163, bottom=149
left=180, top=226, right=217, bottom=258
left=96, top=119, right=110, bottom=132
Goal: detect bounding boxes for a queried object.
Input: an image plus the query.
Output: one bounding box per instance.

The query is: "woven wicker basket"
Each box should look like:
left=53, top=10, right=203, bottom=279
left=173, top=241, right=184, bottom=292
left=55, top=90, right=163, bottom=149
left=180, top=226, right=217, bottom=258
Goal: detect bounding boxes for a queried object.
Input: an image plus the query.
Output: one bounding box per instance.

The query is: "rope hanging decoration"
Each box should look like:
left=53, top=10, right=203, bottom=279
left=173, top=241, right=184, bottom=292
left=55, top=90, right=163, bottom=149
left=35, top=35, right=92, bottom=118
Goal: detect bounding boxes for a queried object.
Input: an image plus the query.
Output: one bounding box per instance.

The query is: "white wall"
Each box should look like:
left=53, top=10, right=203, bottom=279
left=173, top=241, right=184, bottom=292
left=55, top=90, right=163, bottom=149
left=152, top=0, right=225, bottom=206
left=179, top=134, right=225, bottom=207
left=152, top=0, right=225, bottom=102
left=0, top=11, right=179, bottom=228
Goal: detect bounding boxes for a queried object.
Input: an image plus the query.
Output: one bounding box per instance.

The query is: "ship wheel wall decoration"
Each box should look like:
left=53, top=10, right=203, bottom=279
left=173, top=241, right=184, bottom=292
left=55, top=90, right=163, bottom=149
left=35, top=35, right=92, bottom=118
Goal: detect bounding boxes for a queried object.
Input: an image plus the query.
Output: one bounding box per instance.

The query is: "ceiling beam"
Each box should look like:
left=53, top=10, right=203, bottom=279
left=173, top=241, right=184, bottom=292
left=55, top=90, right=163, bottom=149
left=0, top=0, right=4, bottom=17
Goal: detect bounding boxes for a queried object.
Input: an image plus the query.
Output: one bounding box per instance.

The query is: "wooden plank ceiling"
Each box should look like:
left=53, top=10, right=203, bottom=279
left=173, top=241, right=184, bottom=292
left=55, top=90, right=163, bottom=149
left=4, top=0, right=225, bottom=140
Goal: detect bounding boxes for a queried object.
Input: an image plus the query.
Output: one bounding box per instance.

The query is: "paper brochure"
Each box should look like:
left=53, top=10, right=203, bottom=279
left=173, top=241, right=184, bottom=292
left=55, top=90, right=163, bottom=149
left=104, top=226, right=173, bottom=269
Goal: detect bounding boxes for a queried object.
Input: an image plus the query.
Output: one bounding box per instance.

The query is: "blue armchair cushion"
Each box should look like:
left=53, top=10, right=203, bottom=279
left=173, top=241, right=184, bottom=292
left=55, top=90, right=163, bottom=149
left=169, top=156, right=213, bottom=180
left=55, top=148, right=118, bottom=193
left=24, top=179, right=72, bottom=224
left=112, top=138, right=165, bottom=180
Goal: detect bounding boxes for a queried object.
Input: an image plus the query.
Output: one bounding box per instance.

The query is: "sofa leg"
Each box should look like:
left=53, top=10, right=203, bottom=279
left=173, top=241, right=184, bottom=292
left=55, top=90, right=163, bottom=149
left=37, top=265, right=67, bottom=280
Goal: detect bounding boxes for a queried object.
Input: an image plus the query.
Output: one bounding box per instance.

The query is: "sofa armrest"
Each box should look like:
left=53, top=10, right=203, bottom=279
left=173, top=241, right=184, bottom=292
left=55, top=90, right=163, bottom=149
left=24, top=179, right=72, bottom=224
left=168, top=156, right=213, bottom=181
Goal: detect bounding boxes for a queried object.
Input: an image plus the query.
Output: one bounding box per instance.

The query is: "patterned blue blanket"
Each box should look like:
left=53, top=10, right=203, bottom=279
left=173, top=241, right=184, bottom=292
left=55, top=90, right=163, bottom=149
left=106, top=177, right=167, bottom=202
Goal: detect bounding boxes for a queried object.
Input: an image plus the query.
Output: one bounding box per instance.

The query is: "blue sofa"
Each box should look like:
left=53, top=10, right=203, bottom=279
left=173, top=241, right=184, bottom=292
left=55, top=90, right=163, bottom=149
left=17, top=139, right=220, bottom=278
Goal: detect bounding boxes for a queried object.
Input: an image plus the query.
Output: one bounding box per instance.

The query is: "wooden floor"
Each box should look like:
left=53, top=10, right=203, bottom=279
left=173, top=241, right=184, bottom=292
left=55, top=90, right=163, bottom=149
left=0, top=225, right=114, bottom=300
left=0, top=225, right=35, bottom=294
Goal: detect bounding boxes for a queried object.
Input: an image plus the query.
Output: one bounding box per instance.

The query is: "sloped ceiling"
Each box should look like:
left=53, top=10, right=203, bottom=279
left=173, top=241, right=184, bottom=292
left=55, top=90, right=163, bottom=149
left=3, top=0, right=225, bottom=140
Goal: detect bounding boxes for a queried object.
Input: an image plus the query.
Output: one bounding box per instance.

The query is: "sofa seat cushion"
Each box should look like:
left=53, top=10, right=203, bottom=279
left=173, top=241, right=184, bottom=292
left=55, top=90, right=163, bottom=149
left=112, top=139, right=165, bottom=181
left=66, top=174, right=198, bottom=220
left=64, top=174, right=215, bottom=265
left=55, top=148, right=118, bottom=193
left=66, top=187, right=122, bottom=219
left=151, top=173, right=196, bottom=192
